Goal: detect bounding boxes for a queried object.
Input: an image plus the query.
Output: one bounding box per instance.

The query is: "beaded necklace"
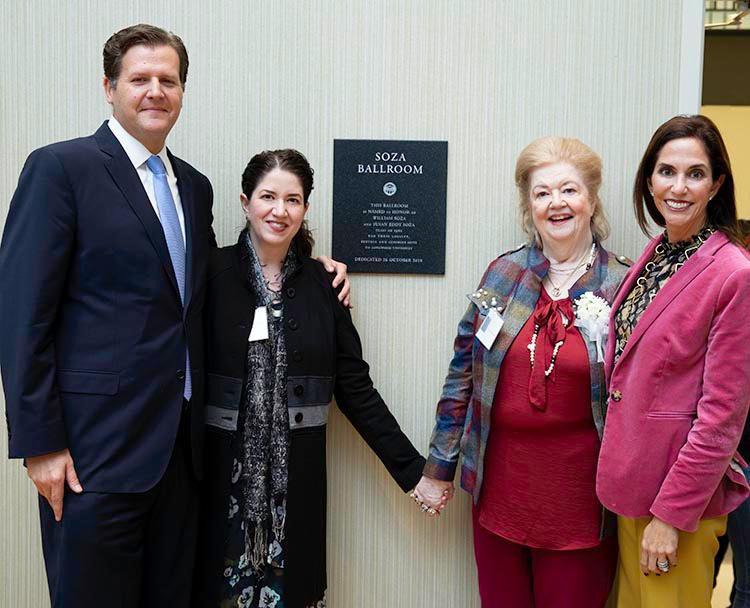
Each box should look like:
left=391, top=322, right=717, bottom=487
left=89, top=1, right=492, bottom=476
left=527, top=316, right=568, bottom=377
left=528, top=243, right=597, bottom=376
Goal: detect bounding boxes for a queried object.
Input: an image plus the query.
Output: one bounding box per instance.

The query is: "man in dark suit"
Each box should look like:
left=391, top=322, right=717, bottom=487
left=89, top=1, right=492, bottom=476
left=0, top=24, right=213, bottom=606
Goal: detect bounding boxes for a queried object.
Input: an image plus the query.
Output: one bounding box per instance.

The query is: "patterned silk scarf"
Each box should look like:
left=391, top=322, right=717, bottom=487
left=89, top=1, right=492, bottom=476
left=613, top=225, right=715, bottom=361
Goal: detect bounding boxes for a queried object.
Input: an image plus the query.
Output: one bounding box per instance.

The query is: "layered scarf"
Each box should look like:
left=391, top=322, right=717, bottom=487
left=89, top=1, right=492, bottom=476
left=528, top=290, right=575, bottom=411
left=613, top=225, right=715, bottom=361
left=240, top=232, right=298, bottom=573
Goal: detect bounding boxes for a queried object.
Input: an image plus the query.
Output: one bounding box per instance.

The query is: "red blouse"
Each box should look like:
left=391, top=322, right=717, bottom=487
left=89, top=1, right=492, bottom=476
left=478, top=287, right=602, bottom=550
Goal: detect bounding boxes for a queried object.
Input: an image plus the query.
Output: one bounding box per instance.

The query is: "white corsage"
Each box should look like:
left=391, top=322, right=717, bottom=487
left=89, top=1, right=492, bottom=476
left=573, top=292, right=611, bottom=363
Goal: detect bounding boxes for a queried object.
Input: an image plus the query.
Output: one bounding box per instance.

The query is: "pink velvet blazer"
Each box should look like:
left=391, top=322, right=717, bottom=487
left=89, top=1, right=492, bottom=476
left=596, top=231, right=750, bottom=532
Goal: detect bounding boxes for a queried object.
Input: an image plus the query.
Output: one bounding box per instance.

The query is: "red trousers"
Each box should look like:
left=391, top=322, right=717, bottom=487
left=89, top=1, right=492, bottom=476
left=472, top=507, right=617, bottom=608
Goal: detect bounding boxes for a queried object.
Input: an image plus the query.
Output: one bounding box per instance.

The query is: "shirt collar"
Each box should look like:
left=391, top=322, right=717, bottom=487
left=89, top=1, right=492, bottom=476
left=107, top=117, right=172, bottom=175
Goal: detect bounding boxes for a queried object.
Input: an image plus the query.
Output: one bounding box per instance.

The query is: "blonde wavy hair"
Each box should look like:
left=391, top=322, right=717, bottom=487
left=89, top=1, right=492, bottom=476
left=514, top=137, right=610, bottom=246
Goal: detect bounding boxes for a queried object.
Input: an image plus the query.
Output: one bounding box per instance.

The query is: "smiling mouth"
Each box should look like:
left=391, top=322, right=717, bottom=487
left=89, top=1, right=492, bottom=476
left=665, top=199, right=691, bottom=211
left=266, top=221, right=288, bottom=232
left=548, top=214, right=573, bottom=223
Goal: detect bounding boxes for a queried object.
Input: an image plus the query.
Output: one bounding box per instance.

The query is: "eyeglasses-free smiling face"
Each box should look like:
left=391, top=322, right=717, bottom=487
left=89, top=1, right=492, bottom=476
left=648, top=137, right=725, bottom=243
left=529, top=162, right=595, bottom=249
left=241, top=168, right=309, bottom=256
left=103, top=44, right=184, bottom=154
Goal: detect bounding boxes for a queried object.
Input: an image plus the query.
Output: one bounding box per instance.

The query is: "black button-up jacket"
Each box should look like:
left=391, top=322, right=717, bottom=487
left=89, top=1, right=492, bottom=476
left=193, top=237, right=425, bottom=607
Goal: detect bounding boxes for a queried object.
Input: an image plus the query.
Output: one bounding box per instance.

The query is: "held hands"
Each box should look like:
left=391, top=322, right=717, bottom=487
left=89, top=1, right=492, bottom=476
left=640, top=516, right=679, bottom=575
left=409, top=475, right=455, bottom=517
left=26, top=448, right=83, bottom=522
left=316, top=256, right=352, bottom=308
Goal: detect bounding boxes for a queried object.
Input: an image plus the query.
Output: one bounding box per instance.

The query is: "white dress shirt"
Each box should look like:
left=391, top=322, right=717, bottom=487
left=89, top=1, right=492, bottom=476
left=107, top=117, right=186, bottom=243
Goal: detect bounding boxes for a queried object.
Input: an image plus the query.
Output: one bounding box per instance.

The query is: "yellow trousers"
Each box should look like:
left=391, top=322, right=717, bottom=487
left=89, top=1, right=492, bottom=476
left=614, top=515, right=726, bottom=608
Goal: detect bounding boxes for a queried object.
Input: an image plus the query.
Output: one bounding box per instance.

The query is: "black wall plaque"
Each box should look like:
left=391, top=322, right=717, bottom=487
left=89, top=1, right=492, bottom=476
left=332, top=139, right=447, bottom=274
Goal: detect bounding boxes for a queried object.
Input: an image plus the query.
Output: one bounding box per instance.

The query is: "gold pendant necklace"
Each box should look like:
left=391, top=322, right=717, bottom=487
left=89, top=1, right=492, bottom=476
left=546, top=242, right=597, bottom=297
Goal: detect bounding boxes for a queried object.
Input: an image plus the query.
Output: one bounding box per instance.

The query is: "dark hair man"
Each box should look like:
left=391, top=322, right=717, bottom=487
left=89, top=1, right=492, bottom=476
left=0, top=23, right=212, bottom=606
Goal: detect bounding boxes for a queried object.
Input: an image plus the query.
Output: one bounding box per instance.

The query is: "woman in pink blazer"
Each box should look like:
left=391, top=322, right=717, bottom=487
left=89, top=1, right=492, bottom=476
left=596, top=115, right=750, bottom=607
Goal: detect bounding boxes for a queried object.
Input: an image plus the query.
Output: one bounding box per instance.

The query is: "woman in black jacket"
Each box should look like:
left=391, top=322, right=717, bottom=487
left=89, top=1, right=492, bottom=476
left=193, top=149, right=425, bottom=608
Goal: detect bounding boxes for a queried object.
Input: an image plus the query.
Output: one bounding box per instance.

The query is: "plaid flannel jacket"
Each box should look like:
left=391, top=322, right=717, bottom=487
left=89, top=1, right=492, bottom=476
left=425, top=243, right=631, bottom=502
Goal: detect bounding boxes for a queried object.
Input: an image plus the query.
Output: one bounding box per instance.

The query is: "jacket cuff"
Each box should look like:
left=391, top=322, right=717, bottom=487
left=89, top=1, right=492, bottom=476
left=649, top=502, right=699, bottom=533
left=423, top=455, right=458, bottom=482
left=8, top=420, right=67, bottom=459
left=394, top=455, right=427, bottom=493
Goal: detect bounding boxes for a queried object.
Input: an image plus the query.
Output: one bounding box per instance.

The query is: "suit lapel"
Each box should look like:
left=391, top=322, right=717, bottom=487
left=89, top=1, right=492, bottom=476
left=611, top=233, right=723, bottom=373
left=603, top=238, right=659, bottom=379
left=479, top=248, right=543, bottom=405
left=610, top=238, right=659, bottom=316
left=569, top=244, right=606, bottom=302
left=170, top=152, right=194, bottom=316
left=94, top=123, right=181, bottom=302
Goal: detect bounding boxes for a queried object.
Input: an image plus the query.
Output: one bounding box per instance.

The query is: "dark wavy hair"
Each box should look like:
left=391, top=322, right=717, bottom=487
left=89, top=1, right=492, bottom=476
left=633, top=114, right=740, bottom=243
left=241, top=149, right=315, bottom=258
left=103, top=24, right=189, bottom=88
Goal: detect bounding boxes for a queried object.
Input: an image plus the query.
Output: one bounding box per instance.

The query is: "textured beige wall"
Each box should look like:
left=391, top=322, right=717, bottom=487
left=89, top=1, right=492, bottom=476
left=1, top=1, right=692, bottom=606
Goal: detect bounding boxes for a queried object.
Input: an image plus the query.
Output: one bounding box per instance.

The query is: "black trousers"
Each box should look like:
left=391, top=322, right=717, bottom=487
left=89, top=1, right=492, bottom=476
left=39, top=410, right=198, bottom=608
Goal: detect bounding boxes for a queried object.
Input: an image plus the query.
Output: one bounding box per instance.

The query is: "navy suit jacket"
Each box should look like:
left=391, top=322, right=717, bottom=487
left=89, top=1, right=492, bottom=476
left=0, top=122, right=215, bottom=492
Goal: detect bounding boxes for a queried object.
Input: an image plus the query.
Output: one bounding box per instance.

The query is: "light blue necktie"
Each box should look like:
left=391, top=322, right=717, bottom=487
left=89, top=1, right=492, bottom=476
left=146, top=155, right=192, bottom=401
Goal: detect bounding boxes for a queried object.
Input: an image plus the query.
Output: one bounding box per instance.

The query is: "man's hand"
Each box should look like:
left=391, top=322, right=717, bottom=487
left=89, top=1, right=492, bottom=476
left=26, top=449, right=83, bottom=522
left=316, top=255, right=351, bottom=308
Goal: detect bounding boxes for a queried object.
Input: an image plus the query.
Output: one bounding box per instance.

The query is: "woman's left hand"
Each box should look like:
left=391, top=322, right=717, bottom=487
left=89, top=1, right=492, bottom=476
left=317, top=255, right=352, bottom=308
left=640, top=516, right=679, bottom=575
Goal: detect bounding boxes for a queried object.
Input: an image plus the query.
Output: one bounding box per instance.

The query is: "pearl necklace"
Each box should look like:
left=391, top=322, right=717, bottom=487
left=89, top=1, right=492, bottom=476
left=527, top=315, right=569, bottom=377
left=527, top=242, right=595, bottom=377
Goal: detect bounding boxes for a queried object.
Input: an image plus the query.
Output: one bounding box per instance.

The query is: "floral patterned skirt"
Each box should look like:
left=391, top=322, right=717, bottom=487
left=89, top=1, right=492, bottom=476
left=218, top=458, right=325, bottom=608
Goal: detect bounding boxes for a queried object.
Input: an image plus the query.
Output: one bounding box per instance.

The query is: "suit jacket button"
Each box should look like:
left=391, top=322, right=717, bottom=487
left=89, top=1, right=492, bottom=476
left=176, top=369, right=185, bottom=380
left=294, top=385, right=304, bottom=397
left=611, top=390, right=622, bottom=402
left=292, top=350, right=302, bottom=362
left=288, top=318, right=298, bottom=330
left=294, top=412, right=304, bottom=423
left=286, top=287, right=296, bottom=298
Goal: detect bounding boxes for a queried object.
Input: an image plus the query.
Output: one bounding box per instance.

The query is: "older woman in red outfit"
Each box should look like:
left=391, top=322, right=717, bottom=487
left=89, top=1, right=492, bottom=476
left=413, top=137, right=630, bottom=607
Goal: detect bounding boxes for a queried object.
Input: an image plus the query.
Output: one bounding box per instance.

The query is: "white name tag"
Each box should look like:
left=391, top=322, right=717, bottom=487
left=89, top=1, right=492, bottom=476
left=248, top=306, right=269, bottom=342
left=476, top=308, right=504, bottom=350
